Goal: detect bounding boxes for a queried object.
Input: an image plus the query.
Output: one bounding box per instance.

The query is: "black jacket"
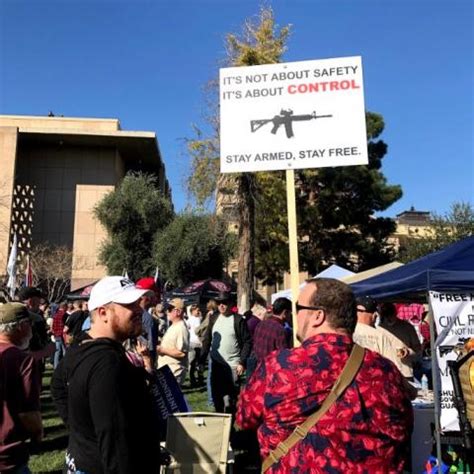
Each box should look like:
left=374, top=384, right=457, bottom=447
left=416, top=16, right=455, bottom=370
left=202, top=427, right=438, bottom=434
left=201, top=312, right=252, bottom=367
left=65, top=310, right=86, bottom=338
left=51, top=334, right=160, bottom=474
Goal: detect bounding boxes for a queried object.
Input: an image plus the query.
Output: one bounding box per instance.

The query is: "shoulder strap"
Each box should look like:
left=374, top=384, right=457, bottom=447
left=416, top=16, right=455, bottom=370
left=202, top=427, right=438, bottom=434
left=261, top=343, right=365, bottom=473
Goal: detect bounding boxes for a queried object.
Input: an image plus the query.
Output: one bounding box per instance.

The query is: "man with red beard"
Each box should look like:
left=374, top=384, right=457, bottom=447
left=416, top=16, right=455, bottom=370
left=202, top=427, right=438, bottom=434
left=51, top=276, right=161, bottom=474
left=237, top=278, right=413, bottom=473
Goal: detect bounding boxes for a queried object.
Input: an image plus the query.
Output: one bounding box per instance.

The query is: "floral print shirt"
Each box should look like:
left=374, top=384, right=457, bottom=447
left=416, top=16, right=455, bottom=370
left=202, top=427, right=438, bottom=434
left=236, top=333, right=413, bottom=473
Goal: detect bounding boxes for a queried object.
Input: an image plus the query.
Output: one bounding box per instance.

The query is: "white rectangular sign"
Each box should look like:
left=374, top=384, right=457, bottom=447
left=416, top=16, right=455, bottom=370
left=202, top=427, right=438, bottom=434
left=430, top=291, right=474, bottom=431
left=220, top=56, right=368, bottom=173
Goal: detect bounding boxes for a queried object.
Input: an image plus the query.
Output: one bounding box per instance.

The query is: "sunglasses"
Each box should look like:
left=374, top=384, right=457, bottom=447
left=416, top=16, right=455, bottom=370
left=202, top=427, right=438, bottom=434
left=295, top=302, right=325, bottom=313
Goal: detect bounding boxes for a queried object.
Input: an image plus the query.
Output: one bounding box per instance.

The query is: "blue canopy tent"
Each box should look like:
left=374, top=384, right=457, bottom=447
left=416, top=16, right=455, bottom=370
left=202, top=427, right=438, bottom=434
left=351, top=236, right=474, bottom=302
left=352, top=236, right=474, bottom=465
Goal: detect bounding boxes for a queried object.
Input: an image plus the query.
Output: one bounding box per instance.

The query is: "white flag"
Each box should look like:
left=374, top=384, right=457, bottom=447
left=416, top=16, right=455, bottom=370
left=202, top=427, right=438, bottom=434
left=6, top=233, right=18, bottom=298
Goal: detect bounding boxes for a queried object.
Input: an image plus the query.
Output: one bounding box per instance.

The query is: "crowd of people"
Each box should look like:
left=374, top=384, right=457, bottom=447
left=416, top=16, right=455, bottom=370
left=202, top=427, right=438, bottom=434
left=0, top=275, right=435, bottom=473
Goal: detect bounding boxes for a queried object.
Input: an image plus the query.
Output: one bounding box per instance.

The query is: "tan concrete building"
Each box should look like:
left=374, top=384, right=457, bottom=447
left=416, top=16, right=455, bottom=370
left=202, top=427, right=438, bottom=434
left=389, top=206, right=432, bottom=251
left=0, top=114, right=171, bottom=290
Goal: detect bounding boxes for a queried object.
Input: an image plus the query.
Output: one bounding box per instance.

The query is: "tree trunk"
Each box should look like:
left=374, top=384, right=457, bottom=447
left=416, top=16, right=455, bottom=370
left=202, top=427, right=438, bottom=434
left=237, top=173, right=255, bottom=313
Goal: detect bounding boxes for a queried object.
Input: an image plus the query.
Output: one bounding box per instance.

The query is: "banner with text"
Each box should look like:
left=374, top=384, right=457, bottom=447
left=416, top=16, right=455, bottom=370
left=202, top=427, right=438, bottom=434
left=220, top=56, right=368, bottom=173
left=149, top=365, right=189, bottom=440
left=430, top=290, right=474, bottom=431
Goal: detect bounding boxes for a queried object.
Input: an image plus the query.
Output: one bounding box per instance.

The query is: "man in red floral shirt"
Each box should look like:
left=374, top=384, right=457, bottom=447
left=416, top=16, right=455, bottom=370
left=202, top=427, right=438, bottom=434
left=236, top=278, right=413, bottom=473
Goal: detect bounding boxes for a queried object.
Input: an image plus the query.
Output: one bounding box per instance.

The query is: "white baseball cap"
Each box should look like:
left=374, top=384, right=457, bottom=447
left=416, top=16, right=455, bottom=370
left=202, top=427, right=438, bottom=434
left=88, top=276, right=147, bottom=312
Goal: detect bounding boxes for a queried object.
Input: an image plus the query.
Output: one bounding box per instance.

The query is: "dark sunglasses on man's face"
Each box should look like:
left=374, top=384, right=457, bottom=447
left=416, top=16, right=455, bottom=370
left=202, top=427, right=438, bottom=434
left=295, top=302, right=325, bottom=313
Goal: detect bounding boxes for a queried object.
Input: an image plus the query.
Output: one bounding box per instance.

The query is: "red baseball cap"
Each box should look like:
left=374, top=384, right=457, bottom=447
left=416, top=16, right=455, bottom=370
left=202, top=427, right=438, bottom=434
left=136, top=277, right=159, bottom=294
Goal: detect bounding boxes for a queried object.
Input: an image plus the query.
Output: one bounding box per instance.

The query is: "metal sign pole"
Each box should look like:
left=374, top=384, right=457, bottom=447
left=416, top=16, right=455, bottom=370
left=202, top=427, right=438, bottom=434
left=427, top=275, right=443, bottom=468
left=286, top=169, right=300, bottom=347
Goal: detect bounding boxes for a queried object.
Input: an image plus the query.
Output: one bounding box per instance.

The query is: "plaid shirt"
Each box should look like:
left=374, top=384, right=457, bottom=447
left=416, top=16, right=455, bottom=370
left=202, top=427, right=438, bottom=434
left=237, top=333, right=413, bottom=473
left=51, top=309, right=67, bottom=337
left=252, top=317, right=289, bottom=361
left=395, top=303, right=424, bottom=323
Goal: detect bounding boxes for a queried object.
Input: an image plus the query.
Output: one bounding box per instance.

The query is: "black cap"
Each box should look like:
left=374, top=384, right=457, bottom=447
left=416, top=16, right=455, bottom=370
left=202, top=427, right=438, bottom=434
left=355, top=296, right=377, bottom=313
left=17, top=286, right=43, bottom=301
left=215, top=292, right=230, bottom=303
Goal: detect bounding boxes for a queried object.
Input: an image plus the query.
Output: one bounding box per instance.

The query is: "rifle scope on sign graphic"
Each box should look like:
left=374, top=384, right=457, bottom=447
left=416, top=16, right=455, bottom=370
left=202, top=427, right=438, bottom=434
left=250, top=109, right=332, bottom=139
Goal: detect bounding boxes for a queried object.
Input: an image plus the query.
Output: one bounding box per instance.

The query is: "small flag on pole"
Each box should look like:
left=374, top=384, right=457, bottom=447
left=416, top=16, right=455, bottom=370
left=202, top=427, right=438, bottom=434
left=154, top=267, right=160, bottom=283
left=6, top=233, right=18, bottom=299
left=25, top=255, right=33, bottom=287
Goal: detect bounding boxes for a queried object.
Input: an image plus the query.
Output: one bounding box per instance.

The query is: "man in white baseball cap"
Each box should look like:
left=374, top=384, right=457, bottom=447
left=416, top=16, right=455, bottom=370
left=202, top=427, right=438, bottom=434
left=88, top=276, right=147, bottom=311
left=51, top=276, right=161, bottom=473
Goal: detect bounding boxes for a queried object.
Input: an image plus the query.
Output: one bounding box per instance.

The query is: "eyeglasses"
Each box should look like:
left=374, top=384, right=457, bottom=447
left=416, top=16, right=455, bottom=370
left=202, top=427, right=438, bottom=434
left=295, top=302, right=325, bottom=313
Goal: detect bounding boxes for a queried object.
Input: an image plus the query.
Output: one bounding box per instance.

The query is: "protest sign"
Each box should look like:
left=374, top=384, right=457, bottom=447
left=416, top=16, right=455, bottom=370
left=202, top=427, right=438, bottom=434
left=430, top=290, right=474, bottom=431
left=220, top=56, right=368, bottom=173
left=148, top=365, right=189, bottom=439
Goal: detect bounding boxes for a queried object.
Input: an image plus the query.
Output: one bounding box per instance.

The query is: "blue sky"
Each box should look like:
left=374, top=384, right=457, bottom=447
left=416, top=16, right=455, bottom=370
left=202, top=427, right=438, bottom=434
left=1, top=0, right=472, bottom=217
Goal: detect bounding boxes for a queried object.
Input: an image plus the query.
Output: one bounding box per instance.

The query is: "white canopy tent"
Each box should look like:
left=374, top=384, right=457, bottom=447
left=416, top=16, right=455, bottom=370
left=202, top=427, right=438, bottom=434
left=271, top=264, right=355, bottom=303
left=339, top=261, right=404, bottom=284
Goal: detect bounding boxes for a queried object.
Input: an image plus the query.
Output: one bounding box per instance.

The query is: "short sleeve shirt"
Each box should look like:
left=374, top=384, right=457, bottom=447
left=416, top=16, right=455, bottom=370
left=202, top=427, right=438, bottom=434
left=210, top=314, right=240, bottom=368
left=353, top=323, right=413, bottom=377
left=187, top=315, right=202, bottom=348
left=0, top=342, right=41, bottom=472
left=379, top=318, right=422, bottom=354
left=158, top=320, right=189, bottom=383
left=237, top=334, right=413, bottom=473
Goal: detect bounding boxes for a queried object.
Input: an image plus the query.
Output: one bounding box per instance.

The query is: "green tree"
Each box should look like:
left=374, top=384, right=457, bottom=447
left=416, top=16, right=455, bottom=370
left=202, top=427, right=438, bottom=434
left=399, top=202, right=474, bottom=262
left=153, top=213, right=236, bottom=286
left=253, top=113, right=401, bottom=281
left=187, top=7, right=290, bottom=310
left=295, top=112, right=401, bottom=275
left=94, top=172, right=173, bottom=279
left=187, top=7, right=402, bottom=295
left=254, top=171, right=289, bottom=285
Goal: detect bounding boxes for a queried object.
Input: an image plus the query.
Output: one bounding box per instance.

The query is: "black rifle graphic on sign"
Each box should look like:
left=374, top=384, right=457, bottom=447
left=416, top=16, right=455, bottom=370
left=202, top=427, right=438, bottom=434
left=250, top=109, right=332, bottom=138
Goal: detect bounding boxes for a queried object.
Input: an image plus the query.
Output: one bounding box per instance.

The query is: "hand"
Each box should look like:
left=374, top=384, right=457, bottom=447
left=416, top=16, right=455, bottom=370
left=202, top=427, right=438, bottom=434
left=137, top=340, right=153, bottom=372
left=136, top=339, right=150, bottom=357
left=236, top=363, right=245, bottom=376
left=156, top=345, right=164, bottom=356
left=396, top=347, right=409, bottom=359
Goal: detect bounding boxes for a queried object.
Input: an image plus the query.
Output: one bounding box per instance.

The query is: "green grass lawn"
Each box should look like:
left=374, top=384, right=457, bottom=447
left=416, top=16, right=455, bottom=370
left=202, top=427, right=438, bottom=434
left=29, top=366, right=211, bottom=473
